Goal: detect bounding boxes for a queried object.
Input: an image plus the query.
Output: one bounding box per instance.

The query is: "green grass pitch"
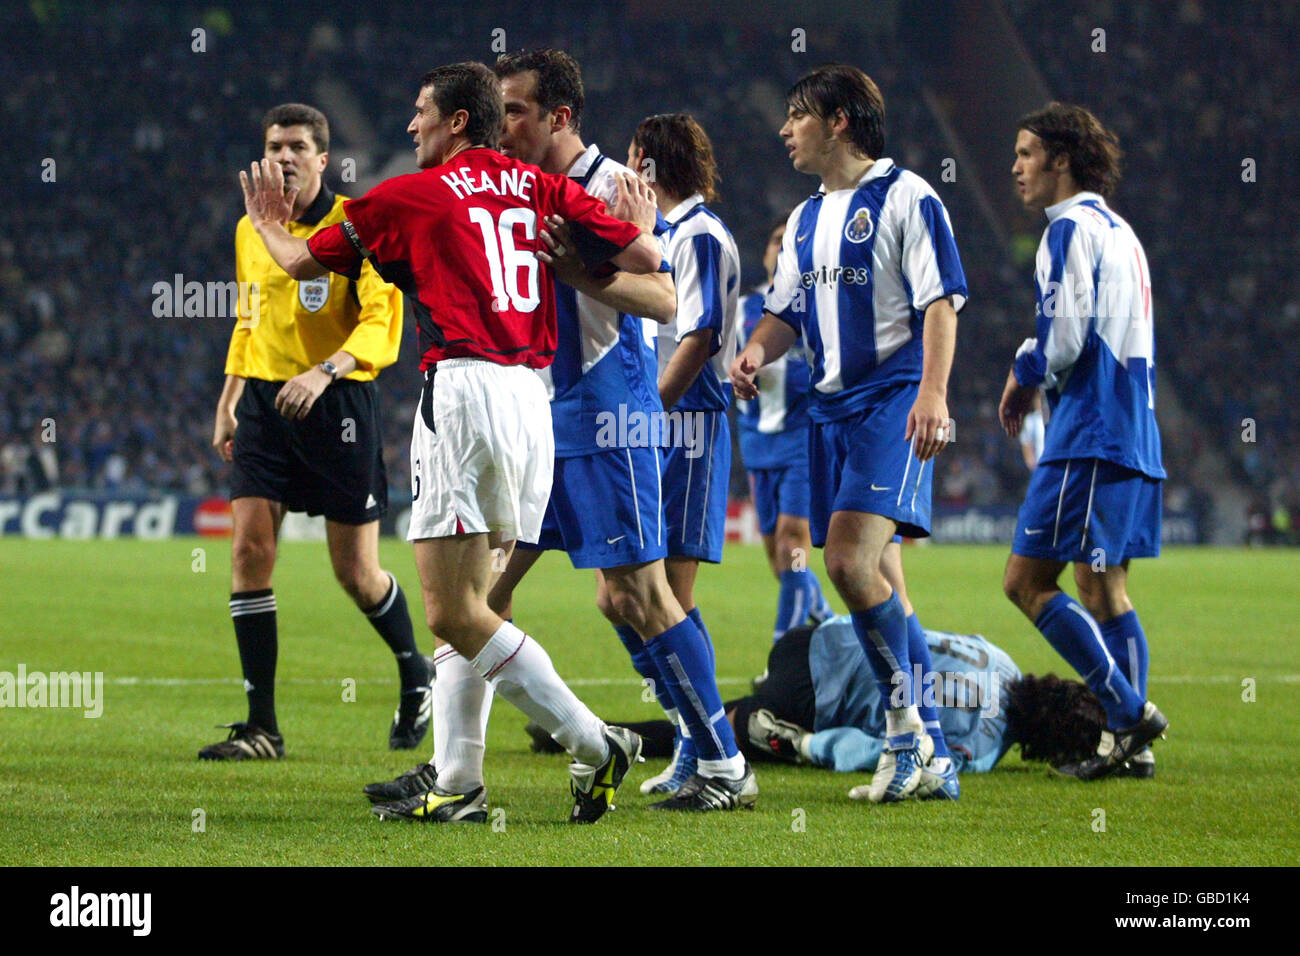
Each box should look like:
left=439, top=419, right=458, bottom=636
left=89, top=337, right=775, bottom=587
left=1, top=539, right=1296, bottom=866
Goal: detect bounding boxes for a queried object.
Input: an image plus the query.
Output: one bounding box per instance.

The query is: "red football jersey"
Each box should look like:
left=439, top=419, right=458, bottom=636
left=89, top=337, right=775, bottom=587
left=307, top=147, right=641, bottom=370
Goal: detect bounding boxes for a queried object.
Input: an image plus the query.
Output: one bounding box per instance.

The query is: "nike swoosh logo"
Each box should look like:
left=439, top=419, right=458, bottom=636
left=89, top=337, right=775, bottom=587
left=870, top=484, right=891, bottom=492
left=1024, top=528, right=1045, bottom=535
left=606, top=536, right=625, bottom=545
left=415, top=793, right=464, bottom=816
left=797, top=233, right=809, bottom=242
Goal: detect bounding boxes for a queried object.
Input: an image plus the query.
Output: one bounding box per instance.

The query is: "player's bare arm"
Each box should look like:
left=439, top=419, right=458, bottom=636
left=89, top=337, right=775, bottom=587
left=908, top=295, right=957, bottom=462
left=999, top=366, right=1037, bottom=437
left=659, top=329, right=713, bottom=411
left=274, top=349, right=358, bottom=421
left=212, top=374, right=246, bottom=463
left=239, top=158, right=329, bottom=280
left=537, top=218, right=676, bottom=322
left=729, top=311, right=797, bottom=399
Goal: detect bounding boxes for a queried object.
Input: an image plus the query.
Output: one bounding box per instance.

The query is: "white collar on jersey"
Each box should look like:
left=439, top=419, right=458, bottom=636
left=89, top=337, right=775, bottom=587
left=818, top=156, right=895, bottom=194
left=1045, top=190, right=1106, bottom=222
left=663, top=192, right=706, bottom=224
left=566, top=142, right=602, bottom=180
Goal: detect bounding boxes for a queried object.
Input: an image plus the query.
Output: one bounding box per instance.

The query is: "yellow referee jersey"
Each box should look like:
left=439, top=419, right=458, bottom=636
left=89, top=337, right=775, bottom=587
left=225, top=185, right=402, bottom=382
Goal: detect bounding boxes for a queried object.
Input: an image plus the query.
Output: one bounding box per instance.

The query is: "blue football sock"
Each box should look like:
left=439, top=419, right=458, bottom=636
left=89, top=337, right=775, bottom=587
left=1035, top=593, right=1144, bottom=727
left=1100, top=610, right=1149, bottom=699
left=850, top=591, right=913, bottom=707
left=645, top=618, right=739, bottom=762
left=807, top=571, right=834, bottom=621
left=685, top=606, right=716, bottom=673
left=774, top=569, right=809, bottom=641
left=907, top=612, right=950, bottom=759
left=614, top=625, right=675, bottom=716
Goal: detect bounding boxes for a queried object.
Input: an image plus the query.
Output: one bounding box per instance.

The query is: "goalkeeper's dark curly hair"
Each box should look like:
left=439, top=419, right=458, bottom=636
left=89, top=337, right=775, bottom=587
left=1003, top=673, right=1106, bottom=767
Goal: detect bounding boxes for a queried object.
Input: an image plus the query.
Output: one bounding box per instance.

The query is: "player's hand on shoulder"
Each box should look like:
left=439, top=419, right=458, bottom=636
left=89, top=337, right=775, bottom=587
left=610, top=172, right=658, bottom=233
left=240, top=157, right=298, bottom=230
left=907, top=388, right=950, bottom=462
left=274, top=367, right=331, bottom=421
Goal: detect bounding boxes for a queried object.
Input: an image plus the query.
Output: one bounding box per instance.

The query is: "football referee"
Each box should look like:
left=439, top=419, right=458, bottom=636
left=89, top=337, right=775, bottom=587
left=203, top=103, right=430, bottom=761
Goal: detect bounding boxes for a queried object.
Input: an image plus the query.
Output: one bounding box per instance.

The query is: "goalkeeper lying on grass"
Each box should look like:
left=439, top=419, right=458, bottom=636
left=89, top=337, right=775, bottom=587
left=526, top=616, right=1135, bottom=800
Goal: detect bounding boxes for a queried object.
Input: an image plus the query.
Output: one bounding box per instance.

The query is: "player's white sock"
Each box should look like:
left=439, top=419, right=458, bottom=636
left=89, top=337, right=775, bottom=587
left=698, top=753, right=747, bottom=779
left=430, top=647, right=494, bottom=793
left=689, top=715, right=746, bottom=779
left=470, top=621, right=607, bottom=766
left=884, top=705, right=924, bottom=743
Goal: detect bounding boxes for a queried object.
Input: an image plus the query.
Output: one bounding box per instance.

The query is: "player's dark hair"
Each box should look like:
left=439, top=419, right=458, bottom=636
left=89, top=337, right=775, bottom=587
left=419, top=62, right=504, bottom=150
left=1018, top=101, right=1123, bottom=198
left=262, top=103, right=329, bottom=153
left=786, top=64, right=885, bottom=159
left=492, top=48, right=585, bottom=134
left=767, top=213, right=791, bottom=241
left=1003, top=673, right=1106, bottom=767
left=631, top=112, right=720, bottom=203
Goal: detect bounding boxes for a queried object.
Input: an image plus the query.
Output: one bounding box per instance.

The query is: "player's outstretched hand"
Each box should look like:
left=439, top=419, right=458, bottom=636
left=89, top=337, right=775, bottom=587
left=730, top=351, right=761, bottom=401
left=240, top=157, right=297, bottom=231
left=537, top=215, right=587, bottom=284
left=907, top=388, right=951, bottom=462
left=274, top=367, right=331, bottom=421
left=998, top=367, right=1036, bottom=438
left=610, top=172, right=658, bottom=232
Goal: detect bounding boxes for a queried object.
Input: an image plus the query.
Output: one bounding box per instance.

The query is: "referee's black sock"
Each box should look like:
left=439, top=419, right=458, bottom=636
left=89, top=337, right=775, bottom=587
left=229, top=589, right=279, bottom=735
left=364, top=573, right=428, bottom=692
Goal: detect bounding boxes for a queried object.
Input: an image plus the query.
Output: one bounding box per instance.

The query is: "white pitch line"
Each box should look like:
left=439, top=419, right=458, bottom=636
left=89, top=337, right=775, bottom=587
left=101, top=674, right=1300, bottom=687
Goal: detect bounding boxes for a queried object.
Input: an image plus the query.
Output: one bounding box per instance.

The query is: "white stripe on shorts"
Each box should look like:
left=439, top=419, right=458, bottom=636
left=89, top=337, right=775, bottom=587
left=625, top=448, right=645, bottom=549
left=1079, top=460, right=1099, bottom=553
left=698, top=415, right=718, bottom=548
left=897, top=436, right=916, bottom=510
left=1051, top=460, right=1072, bottom=549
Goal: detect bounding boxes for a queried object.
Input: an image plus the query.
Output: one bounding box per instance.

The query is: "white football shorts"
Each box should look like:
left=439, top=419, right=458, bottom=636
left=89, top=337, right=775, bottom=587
left=407, top=359, right=554, bottom=543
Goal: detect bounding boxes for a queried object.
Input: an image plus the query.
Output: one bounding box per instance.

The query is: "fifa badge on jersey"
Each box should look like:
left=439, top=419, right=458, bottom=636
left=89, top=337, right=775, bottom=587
left=844, top=208, right=874, bottom=243
left=298, top=276, right=330, bottom=312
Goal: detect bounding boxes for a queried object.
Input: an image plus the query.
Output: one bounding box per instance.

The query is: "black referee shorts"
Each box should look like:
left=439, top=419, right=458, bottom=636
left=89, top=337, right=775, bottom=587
left=231, top=377, right=388, bottom=525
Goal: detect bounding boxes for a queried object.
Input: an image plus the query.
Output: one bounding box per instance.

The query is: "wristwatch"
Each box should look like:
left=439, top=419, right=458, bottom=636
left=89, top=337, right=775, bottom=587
left=317, top=360, right=339, bottom=382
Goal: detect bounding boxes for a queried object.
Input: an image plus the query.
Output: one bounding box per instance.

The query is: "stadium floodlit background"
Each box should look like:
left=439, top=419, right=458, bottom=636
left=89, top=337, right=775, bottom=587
left=4, top=0, right=1297, bottom=545
left=1, top=0, right=1298, bottom=875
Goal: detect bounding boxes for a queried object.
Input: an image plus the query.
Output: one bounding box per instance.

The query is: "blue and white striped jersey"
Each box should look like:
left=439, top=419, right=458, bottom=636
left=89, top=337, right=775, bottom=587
left=656, top=194, right=741, bottom=412
left=542, top=144, right=663, bottom=457
left=735, top=286, right=811, bottom=469
left=807, top=617, right=1021, bottom=774
left=765, top=158, right=967, bottom=422
left=1013, top=192, right=1164, bottom=479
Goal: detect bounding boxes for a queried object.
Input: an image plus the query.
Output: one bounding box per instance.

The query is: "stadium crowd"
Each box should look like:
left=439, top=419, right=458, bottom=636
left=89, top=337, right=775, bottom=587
left=2, top=1, right=1293, bottom=541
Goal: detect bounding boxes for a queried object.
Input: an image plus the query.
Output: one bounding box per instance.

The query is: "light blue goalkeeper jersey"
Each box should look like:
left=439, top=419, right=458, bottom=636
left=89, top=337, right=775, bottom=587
left=807, top=616, right=1021, bottom=773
